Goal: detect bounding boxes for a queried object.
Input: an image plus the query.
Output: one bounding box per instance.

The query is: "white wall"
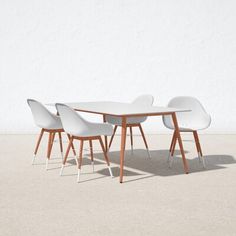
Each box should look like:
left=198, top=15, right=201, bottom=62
left=0, top=0, right=236, bottom=134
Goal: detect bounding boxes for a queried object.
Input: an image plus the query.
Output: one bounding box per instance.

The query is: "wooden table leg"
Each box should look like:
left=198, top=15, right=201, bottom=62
left=120, top=117, right=127, bottom=183
left=103, top=115, right=108, bottom=152
left=171, top=113, right=189, bottom=174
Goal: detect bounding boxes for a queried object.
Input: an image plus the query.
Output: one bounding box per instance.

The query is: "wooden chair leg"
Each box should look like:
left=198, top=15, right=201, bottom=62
left=103, top=115, right=108, bottom=152
left=129, top=127, right=134, bottom=153
left=48, top=132, right=55, bottom=159
left=47, top=133, right=52, bottom=160
left=60, top=137, right=74, bottom=176
left=120, top=117, right=127, bottom=183
left=46, top=132, right=54, bottom=170
left=58, top=132, right=63, bottom=158
left=62, top=137, right=74, bottom=165
left=34, top=129, right=44, bottom=155
left=77, top=140, right=84, bottom=182
left=138, top=124, right=151, bottom=158
left=108, top=125, right=118, bottom=150
left=193, top=131, right=205, bottom=168
left=66, top=134, right=76, bottom=156
left=169, top=131, right=176, bottom=153
left=169, top=133, right=177, bottom=168
left=89, top=140, right=94, bottom=172
left=193, top=131, right=203, bottom=156
left=167, top=131, right=176, bottom=163
left=32, top=129, right=44, bottom=164
left=171, top=113, right=189, bottom=174
left=99, top=137, right=113, bottom=177
left=193, top=131, right=200, bottom=157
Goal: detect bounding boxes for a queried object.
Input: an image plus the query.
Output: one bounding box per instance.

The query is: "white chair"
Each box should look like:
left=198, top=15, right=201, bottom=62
left=27, top=99, right=76, bottom=169
left=56, top=103, right=114, bottom=182
left=162, top=96, right=211, bottom=168
left=106, top=95, right=154, bottom=157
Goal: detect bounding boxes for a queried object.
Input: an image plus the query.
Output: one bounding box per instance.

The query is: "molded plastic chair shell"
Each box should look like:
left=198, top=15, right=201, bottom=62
left=55, top=103, right=113, bottom=137
left=106, top=94, right=154, bottom=125
left=163, top=97, right=211, bottom=131
left=27, top=99, right=62, bottom=130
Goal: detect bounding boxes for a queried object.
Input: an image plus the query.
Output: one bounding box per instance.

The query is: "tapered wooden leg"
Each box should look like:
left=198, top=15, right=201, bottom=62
left=170, top=136, right=177, bottom=156
left=99, top=137, right=110, bottom=166
left=78, top=140, right=84, bottom=170
left=48, top=132, right=55, bottom=159
left=108, top=125, right=118, bottom=149
left=167, top=131, right=176, bottom=163
left=67, top=134, right=76, bottom=156
left=77, top=140, right=84, bottom=182
left=138, top=124, right=149, bottom=150
left=46, top=132, right=53, bottom=170
left=170, top=134, right=177, bottom=156
left=129, top=127, right=133, bottom=153
left=89, top=140, right=94, bottom=172
left=193, top=131, right=203, bottom=156
left=138, top=124, right=151, bottom=158
left=34, top=129, right=44, bottom=155
left=32, top=129, right=44, bottom=164
left=89, top=140, right=94, bottom=162
left=103, top=115, right=108, bottom=152
left=47, top=133, right=52, bottom=160
left=171, top=113, right=189, bottom=174
left=58, top=132, right=63, bottom=154
left=193, top=131, right=205, bottom=167
left=169, top=131, right=176, bottom=153
left=120, top=117, right=127, bottom=183
left=99, top=137, right=113, bottom=177
left=62, top=137, right=74, bottom=165
left=168, top=132, right=177, bottom=168
left=60, top=137, right=74, bottom=176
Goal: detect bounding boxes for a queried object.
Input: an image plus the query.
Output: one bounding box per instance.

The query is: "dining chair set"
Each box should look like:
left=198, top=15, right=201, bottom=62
left=27, top=95, right=211, bottom=183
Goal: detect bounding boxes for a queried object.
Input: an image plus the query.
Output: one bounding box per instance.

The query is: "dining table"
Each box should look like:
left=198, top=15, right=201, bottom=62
left=49, top=101, right=190, bottom=183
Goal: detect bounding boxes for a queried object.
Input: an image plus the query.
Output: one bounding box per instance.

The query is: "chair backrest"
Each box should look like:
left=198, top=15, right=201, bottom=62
left=132, top=94, right=154, bottom=106
left=163, top=96, right=211, bottom=130
left=27, top=99, right=59, bottom=128
left=130, top=95, right=154, bottom=123
left=55, top=103, right=89, bottom=136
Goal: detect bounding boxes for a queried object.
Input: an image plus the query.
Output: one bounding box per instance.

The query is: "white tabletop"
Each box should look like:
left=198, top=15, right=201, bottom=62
left=51, top=101, right=190, bottom=117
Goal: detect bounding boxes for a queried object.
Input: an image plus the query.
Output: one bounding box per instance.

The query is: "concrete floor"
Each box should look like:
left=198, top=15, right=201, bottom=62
left=0, top=134, right=236, bottom=236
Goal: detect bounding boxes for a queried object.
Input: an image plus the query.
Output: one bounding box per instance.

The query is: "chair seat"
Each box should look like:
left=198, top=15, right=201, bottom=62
left=106, top=115, right=146, bottom=126
left=70, top=122, right=113, bottom=137
left=179, top=126, right=207, bottom=131
left=166, top=123, right=209, bottom=132
left=37, top=115, right=63, bottom=130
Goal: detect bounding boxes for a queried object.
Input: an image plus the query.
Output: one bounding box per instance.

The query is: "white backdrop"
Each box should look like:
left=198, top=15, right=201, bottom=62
left=0, top=0, right=236, bottom=134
